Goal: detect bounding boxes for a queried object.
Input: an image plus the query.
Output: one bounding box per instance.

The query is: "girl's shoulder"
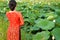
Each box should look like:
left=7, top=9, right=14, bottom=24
left=6, top=12, right=9, bottom=16
left=15, top=11, right=22, bottom=15
left=6, top=11, right=22, bottom=16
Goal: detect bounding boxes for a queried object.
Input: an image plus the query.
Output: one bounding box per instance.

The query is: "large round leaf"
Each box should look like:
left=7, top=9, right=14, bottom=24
left=52, top=28, right=60, bottom=40
left=35, top=19, right=55, bottom=30
left=55, top=9, right=60, bottom=16
left=33, top=31, right=50, bottom=40
left=30, top=26, right=40, bottom=31
left=56, top=16, right=60, bottom=26
left=46, top=12, right=57, bottom=20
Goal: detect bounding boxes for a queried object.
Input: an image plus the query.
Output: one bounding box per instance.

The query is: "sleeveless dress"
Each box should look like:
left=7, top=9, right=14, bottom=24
left=6, top=11, right=24, bottom=40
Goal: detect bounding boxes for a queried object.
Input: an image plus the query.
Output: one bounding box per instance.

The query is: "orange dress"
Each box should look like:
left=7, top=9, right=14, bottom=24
left=6, top=11, right=24, bottom=40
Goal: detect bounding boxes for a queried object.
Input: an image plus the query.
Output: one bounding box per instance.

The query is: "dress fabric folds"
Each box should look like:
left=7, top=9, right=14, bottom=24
left=6, top=11, right=24, bottom=40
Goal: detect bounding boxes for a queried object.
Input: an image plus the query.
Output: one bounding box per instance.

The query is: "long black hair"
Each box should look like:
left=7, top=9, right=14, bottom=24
left=9, top=0, right=17, bottom=11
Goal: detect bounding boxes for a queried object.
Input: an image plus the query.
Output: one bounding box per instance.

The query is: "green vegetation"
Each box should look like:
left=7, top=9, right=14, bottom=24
left=0, top=1, right=60, bottom=40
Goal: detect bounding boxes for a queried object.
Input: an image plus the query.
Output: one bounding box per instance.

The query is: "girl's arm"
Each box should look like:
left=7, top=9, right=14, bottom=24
left=18, top=12, right=24, bottom=26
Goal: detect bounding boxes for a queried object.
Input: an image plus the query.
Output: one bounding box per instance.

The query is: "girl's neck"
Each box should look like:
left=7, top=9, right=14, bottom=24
left=10, top=10, right=16, bottom=12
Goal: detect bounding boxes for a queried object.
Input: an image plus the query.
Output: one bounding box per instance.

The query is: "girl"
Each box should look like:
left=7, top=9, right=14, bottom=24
left=6, top=0, right=24, bottom=40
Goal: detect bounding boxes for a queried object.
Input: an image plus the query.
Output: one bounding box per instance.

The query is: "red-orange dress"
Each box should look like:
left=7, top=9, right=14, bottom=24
left=6, top=11, right=24, bottom=40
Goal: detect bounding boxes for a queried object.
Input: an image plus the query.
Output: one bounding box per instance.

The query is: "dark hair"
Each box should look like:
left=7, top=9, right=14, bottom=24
left=9, top=0, right=17, bottom=11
